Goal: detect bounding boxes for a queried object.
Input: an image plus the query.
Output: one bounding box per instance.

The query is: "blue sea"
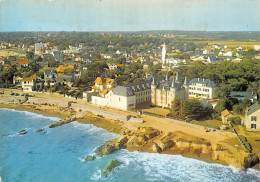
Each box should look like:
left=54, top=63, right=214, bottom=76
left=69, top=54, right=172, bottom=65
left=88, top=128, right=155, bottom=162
left=0, top=108, right=260, bottom=182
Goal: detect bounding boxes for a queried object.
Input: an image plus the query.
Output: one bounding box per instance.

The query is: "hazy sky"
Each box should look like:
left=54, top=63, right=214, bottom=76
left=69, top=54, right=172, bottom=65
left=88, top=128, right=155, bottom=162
left=0, top=0, right=259, bottom=32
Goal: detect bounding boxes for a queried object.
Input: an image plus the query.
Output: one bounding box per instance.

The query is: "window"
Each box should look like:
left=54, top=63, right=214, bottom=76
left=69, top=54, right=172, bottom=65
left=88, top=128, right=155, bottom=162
left=251, top=116, right=257, bottom=121
left=197, top=88, right=201, bottom=91
left=251, top=124, right=256, bottom=129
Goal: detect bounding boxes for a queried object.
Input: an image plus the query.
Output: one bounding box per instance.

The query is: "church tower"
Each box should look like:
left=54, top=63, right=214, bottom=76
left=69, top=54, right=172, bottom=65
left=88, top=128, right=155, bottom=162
left=161, top=44, right=166, bottom=68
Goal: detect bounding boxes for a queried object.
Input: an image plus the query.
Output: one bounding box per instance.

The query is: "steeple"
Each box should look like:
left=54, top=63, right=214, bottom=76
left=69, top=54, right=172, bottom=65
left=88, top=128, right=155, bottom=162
left=184, top=76, right=188, bottom=85
left=176, top=72, right=180, bottom=82
left=171, top=78, right=176, bottom=88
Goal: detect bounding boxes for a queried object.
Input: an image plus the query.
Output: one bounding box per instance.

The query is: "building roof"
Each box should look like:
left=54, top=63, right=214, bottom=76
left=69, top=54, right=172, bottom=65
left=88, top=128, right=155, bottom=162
left=95, top=77, right=114, bottom=85
left=230, top=92, right=257, bottom=100
left=113, top=86, right=134, bottom=97
left=221, top=109, right=232, bottom=117
left=246, top=103, right=260, bottom=116
left=189, top=78, right=217, bottom=88
left=18, top=59, right=28, bottom=65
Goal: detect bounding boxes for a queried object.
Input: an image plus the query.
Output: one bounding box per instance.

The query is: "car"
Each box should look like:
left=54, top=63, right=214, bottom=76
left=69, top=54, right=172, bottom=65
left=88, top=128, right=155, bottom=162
left=10, top=92, right=15, bottom=95
left=21, top=93, right=28, bottom=96
left=0, top=92, right=4, bottom=94
left=14, top=93, right=19, bottom=96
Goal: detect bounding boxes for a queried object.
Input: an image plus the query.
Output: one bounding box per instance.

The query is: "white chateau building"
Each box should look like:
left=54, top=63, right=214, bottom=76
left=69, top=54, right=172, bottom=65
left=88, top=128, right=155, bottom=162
left=151, top=73, right=189, bottom=108
left=188, top=78, right=217, bottom=99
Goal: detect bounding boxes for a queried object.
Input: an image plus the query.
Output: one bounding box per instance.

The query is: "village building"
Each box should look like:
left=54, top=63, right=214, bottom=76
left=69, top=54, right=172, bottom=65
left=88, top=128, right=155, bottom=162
left=245, top=103, right=260, bottom=131
left=83, top=77, right=116, bottom=102
left=44, top=69, right=57, bottom=87
left=151, top=73, right=188, bottom=108
left=22, top=76, right=43, bottom=92
left=221, top=109, right=233, bottom=124
left=188, top=78, right=217, bottom=99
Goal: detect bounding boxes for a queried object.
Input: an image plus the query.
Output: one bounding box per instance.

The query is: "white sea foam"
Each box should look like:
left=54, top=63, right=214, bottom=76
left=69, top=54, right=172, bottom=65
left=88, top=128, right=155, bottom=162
left=90, top=169, right=102, bottom=181
left=0, top=108, right=59, bottom=121
left=70, top=121, right=118, bottom=139
left=116, top=150, right=260, bottom=182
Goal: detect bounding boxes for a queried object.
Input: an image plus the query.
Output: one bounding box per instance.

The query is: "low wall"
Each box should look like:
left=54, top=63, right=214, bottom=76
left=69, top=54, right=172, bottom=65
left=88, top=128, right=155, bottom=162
left=27, top=97, right=70, bottom=108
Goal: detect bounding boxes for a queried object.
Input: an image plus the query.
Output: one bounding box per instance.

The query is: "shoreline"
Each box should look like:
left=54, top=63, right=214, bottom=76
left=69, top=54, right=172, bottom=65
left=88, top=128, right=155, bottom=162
left=0, top=104, right=226, bottom=167
left=0, top=90, right=259, bottom=170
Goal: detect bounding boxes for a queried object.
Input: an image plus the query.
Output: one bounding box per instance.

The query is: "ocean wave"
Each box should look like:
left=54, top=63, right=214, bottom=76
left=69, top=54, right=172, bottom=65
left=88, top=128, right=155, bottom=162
left=70, top=121, right=119, bottom=138
left=116, top=150, right=260, bottom=182
left=0, top=108, right=59, bottom=121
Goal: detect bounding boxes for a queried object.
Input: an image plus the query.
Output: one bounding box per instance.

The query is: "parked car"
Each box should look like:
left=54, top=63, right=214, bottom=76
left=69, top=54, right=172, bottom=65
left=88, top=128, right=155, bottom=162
left=14, top=93, right=19, bottom=96
left=10, top=92, right=15, bottom=95
left=0, top=92, right=4, bottom=94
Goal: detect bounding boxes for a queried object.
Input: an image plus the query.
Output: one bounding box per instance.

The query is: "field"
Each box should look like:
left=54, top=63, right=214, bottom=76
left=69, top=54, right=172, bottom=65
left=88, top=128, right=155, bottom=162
left=194, top=40, right=260, bottom=48
left=0, top=48, right=26, bottom=57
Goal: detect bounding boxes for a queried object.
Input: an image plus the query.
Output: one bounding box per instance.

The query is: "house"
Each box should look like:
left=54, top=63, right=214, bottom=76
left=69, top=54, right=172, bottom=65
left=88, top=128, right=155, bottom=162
left=18, top=59, right=29, bottom=68
left=221, top=109, right=233, bottom=124
left=44, top=70, right=57, bottom=86
left=83, top=77, right=116, bottom=102
left=0, top=57, right=7, bottom=65
left=56, top=74, right=74, bottom=87
left=230, top=92, right=257, bottom=102
left=151, top=73, right=188, bottom=108
left=107, top=63, right=117, bottom=70
left=13, top=76, right=23, bottom=89
left=188, top=78, right=217, bottom=99
left=245, top=103, right=260, bottom=130
left=22, top=76, right=43, bottom=91
left=254, top=45, right=260, bottom=51
left=35, top=42, right=47, bottom=54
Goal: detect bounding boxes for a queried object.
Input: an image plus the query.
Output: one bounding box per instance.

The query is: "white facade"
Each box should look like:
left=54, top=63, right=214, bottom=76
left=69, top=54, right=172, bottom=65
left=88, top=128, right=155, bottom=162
left=188, top=78, right=217, bottom=99
left=35, top=42, right=47, bottom=54
left=161, top=44, right=166, bottom=65
left=91, top=90, right=136, bottom=111
left=254, top=45, right=260, bottom=51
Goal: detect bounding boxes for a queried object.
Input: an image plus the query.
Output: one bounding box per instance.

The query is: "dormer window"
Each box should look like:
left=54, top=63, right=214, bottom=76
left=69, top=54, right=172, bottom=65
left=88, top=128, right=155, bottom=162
left=251, top=116, right=257, bottom=121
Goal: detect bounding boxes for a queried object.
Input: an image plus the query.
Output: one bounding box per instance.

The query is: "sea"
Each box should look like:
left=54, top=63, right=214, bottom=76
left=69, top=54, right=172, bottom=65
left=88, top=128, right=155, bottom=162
left=0, top=108, right=260, bottom=182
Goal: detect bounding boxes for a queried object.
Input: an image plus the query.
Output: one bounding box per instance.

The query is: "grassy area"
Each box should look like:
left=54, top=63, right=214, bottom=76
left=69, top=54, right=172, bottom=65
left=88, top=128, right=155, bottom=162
left=142, top=107, right=170, bottom=116
left=0, top=48, right=26, bottom=57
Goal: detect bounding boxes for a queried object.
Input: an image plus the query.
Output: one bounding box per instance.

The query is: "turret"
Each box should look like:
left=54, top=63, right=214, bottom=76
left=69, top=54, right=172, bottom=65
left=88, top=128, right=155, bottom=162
left=183, top=76, right=189, bottom=99
left=175, top=72, right=180, bottom=83
left=151, top=76, right=156, bottom=105
left=170, top=78, right=176, bottom=92
left=165, top=73, right=169, bottom=81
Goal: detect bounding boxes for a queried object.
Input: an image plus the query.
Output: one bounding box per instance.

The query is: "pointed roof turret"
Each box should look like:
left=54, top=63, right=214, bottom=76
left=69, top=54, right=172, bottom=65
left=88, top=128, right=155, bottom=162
left=176, top=72, right=180, bottom=82
left=171, top=78, right=176, bottom=88
left=151, top=76, right=156, bottom=85
left=184, top=76, right=188, bottom=85
left=165, top=73, right=169, bottom=81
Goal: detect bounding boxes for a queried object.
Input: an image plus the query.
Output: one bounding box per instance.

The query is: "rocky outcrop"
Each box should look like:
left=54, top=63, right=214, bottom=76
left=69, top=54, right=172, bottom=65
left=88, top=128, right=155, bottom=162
left=48, top=117, right=76, bottom=128
left=83, top=156, right=96, bottom=162
left=35, top=129, right=43, bottom=133
left=101, top=159, right=122, bottom=178
left=18, top=129, right=27, bottom=135
left=95, top=136, right=128, bottom=157
left=152, top=143, right=162, bottom=153
left=243, top=154, right=259, bottom=169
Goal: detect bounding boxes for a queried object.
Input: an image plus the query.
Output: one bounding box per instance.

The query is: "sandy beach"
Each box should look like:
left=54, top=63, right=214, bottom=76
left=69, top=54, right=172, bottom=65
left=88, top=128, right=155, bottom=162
left=1, top=89, right=259, bottom=169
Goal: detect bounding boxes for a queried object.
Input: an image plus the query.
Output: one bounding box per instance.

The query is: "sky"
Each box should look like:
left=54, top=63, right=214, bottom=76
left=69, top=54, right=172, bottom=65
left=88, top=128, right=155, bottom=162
left=0, top=0, right=259, bottom=32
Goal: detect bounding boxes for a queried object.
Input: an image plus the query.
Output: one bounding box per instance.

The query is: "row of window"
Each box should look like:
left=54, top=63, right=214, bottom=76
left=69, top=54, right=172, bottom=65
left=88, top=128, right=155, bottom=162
left=189, top=92, right=209, bottom=97
left=136, top=90, right=151, bottom=97
left=136, top=96, right=151, bottom=103
left=189, top=87, right=209, bottom=92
